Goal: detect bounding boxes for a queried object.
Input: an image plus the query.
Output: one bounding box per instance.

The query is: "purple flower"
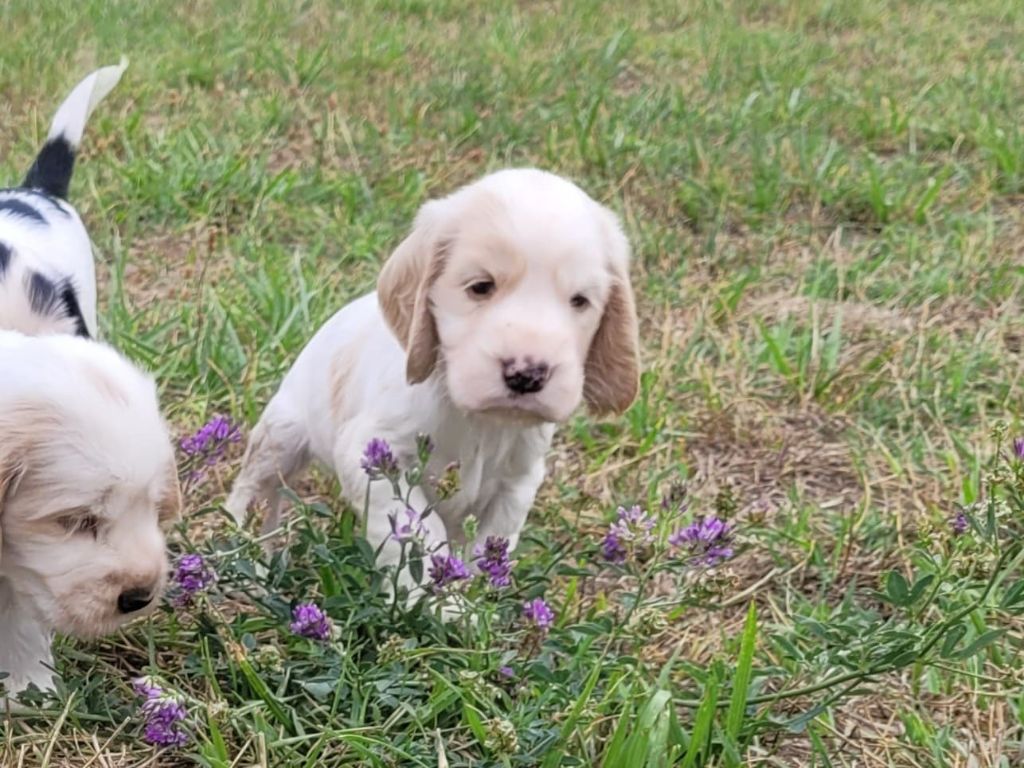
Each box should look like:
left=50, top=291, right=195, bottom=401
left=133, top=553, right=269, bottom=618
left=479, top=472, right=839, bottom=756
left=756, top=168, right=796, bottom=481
left=601, top=505, right=656, bottom=563
left=475, top=536, right=512, bottom=588
left=132, top=676, right=163, bottom=700
left=522, top=598, right=555, bottom=632
left=498, top=665, right=515, bottom=679
left=952, top=511, right=969, bottom=536
left=290, top=602, right=332, bottom=641
left=1013, top=438, right=1024, bottom=460
left=361, top=438, right=399, bottom=479
left=142, top=697, right=190, bottom=747
left=611, top=505, right=657, bottom=543
left=669, top=516, right=734, bottom=566
left=388, top=506, right=427, bottom=543
left=133, top=677, right=189, bottom=748
left=180, top=415, right=241, bottom=465
left=171, top=553, right=216, bottom=605
left=428, top=554, right=471, bottom=589
left=601, top=530, right=627, bottom=563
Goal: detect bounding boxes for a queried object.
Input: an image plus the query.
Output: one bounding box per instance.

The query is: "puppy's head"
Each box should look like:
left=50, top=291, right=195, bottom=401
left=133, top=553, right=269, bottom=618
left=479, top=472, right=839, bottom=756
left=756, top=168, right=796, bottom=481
left=378, top=168, right=640, bottom=423
left=0, top=334, right=180, bottom=638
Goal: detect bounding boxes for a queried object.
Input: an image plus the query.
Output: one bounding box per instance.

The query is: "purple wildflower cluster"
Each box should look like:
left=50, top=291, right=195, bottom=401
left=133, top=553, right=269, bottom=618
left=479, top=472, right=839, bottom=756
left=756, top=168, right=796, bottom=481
left=669, top=516, right=734, bottom=566
left=361, top=438, right=399, bottom=479
left=133, top=677, right=189, bottom=748
left=951, top=510, right=970, bottom=536
left=602, top=505, right=657, bottom=563
left=475, top=536, right=512, bottom=588
left=180, top=415, right=241, bottom=465
left=429, top=553, right=471, bottom=589
left=522, top=598, right=555, bottom=633
left=290, top=602, right=332, bottom=641
left=1014, top=437, right=1024, bottom=461
left=171, top=553, right=216, bottom=606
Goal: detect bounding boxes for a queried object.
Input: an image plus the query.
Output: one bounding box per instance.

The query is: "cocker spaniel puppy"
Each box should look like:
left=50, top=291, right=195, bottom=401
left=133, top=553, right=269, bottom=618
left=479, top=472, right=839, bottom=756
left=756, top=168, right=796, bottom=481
left=227, top=168, right=640, bottom=591
left=0, top=60, right=126, bottom=338
left=0, top=331, right=180, bottom=696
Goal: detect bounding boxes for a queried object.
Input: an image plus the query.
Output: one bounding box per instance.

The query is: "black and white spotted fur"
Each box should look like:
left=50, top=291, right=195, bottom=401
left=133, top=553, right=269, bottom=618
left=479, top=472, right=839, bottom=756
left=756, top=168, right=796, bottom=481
left=0, top=61, right=127, bottom=339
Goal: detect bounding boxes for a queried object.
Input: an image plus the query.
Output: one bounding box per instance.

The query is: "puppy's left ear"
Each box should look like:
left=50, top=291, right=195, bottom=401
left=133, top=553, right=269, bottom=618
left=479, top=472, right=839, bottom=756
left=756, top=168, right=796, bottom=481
left=157, top=462, right=183, bottom=527
left=584, top=206, right=641, bottom=416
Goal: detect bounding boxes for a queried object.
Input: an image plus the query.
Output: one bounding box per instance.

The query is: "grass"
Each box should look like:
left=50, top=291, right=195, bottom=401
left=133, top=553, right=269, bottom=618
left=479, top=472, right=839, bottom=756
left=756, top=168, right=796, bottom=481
left=2, top=0, right=1024, bottom=764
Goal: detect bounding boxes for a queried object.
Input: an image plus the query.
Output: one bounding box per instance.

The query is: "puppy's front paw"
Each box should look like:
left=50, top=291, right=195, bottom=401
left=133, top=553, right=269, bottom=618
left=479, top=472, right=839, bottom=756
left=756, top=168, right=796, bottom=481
left=432, top=594, right=481, bottom=627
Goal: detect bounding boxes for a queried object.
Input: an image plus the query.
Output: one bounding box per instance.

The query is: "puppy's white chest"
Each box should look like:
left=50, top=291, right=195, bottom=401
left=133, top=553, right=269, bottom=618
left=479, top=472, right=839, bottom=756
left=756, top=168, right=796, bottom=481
left=427, top=426, right=548, bottom=540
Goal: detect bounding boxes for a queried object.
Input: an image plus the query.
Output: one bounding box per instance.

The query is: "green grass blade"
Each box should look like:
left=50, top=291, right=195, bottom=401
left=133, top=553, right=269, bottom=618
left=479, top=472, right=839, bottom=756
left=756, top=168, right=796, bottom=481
left=681, top=674, right=718, bottom=768
left=725, top=602, right=758, bottom=742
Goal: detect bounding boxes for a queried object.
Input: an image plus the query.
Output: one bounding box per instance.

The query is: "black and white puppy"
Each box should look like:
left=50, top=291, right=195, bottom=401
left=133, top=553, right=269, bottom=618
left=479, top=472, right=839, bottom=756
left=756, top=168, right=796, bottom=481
left=0, top=60, right=127, bottom=338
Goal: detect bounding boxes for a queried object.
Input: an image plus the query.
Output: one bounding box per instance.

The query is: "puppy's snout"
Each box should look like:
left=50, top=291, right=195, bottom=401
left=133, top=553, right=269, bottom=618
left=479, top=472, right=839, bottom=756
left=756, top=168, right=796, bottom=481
left=502, top=358, right=551, bottom=395
left=117, top=586, right=155, bottom=614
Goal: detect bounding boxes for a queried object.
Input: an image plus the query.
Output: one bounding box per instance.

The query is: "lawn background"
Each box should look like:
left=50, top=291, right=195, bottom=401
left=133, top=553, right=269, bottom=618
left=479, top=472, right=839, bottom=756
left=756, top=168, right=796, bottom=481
left=1, top=0, right=1023, bottom=765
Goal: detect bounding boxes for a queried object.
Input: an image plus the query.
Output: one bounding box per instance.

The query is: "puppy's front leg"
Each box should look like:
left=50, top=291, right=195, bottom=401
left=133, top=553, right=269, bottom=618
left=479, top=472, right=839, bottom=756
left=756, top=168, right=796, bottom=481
left=472, top=464, right=546, bottom=554
left=226, top=396, right=310, bottom=532
left=0, top=594, right=56, bottom=700
left=335, top=442, right=451, bottom=597
left=363, top=479, right=452, bottom=591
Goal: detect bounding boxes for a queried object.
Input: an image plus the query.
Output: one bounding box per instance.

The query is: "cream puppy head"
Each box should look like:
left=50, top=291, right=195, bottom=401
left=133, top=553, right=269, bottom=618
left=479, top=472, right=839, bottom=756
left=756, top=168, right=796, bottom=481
left=378, top=168, right=640, bottom=423
left=0, top=332, right=180, bottom=638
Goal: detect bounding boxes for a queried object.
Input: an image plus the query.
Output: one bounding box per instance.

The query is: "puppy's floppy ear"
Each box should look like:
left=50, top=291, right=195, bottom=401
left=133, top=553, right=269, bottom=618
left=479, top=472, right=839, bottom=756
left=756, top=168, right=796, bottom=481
left=584, top=206, right=641, bottom=416
left=377, top=199, right=451, bottom=384
left=157, top=462, right=182, bottom=527
left=0, top=452, right=26, bottom=567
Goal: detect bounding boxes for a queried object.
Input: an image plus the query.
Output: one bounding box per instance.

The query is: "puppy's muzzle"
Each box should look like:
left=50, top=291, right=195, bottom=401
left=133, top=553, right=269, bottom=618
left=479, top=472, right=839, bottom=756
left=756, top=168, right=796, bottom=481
left=502, top=358, right=551, bottom=395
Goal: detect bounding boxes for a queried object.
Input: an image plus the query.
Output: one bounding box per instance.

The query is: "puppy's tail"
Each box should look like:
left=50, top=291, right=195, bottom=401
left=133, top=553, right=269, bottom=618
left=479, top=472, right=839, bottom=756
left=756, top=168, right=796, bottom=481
left=22, top=58, right=128, bottom=200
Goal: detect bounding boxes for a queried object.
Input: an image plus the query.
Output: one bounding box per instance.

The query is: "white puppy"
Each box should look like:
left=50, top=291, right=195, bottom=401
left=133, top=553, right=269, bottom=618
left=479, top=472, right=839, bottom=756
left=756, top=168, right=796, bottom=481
left=0, top=60, right=127, bottom=338
left=227, top=169, right=640, bottom=588
left=0, top=331, right=180, bottom=695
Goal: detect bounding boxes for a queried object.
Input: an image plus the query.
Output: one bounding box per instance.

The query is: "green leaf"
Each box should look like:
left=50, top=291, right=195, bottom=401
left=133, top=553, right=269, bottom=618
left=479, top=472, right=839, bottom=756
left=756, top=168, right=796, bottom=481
left=883, top=649, right=920, bottom=668
left=681, top=673, right=718, bottom=768
left=236, top=655, right=294, bottom=735
left=666, top=704, right=690, bottom=757
left=725, top=602, right=758, bottom=745
left=907, top=574, right=935, bottom=605
left=621, top=689, right=672, bottom=767
left=202, top=716, right=230, bottom=766
left=785, top=700, right=829, bottom=733
left=408, top=548, right=424, bottom=585
left=462, top=702, right=487, bottom=745
left=758, top=320, right=792, bottom=377
left=542, top=655, right=607, bottom=768
left=951, top=629, right=1006, bottom=661
left=885, top=571, right=911, bottom=606
left=601, top=698, right=636, bottom=767
left=940, top=623, right=969, bottom=658
left=1000, top=578, right=1024, bottom=609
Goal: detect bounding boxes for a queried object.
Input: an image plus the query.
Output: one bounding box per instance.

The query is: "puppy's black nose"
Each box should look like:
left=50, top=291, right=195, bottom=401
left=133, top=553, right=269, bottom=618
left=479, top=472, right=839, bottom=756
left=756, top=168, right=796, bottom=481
left=503, top=360, right=550, bottom=395
left=117, top=587, right=154, bottom=614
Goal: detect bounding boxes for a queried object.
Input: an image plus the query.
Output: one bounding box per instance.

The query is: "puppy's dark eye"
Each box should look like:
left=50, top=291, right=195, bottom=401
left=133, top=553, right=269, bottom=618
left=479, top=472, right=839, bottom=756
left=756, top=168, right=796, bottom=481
left=468, top=279, right=496, bottom=299
left=570, top=293, right=590, bottom=310
left=59, top=512, right=100, bottom=538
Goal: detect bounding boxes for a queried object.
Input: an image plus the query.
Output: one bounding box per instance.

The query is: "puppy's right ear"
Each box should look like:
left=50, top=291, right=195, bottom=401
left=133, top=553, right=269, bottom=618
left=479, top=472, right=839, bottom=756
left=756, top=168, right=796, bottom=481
left=377, top=200, right=450, bottom=384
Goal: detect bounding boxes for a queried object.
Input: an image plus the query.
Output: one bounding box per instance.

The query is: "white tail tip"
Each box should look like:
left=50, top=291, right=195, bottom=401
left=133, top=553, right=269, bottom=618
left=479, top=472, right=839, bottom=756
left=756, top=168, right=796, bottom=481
left=47, top=56, right=129, bottom=148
